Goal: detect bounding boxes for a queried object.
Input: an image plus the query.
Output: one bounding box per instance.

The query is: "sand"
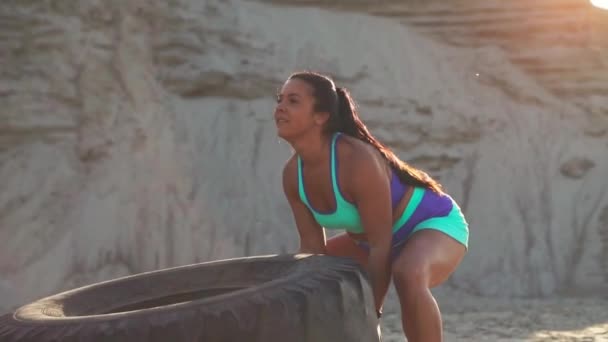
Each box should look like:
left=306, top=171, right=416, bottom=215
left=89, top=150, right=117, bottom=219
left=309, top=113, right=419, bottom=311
left=379, top=287, right=608, bottom=341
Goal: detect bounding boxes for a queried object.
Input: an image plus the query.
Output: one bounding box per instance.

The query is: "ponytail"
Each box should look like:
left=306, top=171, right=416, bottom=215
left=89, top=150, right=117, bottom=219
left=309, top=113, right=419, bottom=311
left=333, top=87, right=371, bottom=140
left=288, top=71, right=444, bottom=194
left=335, top=86, right=444, bottom=194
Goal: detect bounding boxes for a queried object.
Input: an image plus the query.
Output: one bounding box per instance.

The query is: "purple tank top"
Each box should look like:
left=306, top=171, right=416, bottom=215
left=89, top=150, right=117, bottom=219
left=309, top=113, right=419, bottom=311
left=390, top=170, right=408, bottom=208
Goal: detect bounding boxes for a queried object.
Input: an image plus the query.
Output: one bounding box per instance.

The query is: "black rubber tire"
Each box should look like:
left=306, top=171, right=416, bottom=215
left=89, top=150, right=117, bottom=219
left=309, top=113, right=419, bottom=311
left=0, top=254, right=381, bottom=342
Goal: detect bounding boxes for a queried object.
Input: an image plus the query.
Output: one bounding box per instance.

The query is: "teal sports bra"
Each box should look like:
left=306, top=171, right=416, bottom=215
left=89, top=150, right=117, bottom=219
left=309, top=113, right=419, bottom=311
left=298, top=132, right=411, bottom=234
left=297, top=132, right=364, bottom=233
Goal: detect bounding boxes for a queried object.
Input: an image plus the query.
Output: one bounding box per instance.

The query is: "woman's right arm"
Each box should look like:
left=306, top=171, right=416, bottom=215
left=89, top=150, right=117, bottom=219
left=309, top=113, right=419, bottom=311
left=282, top=157, right=326, bottom=254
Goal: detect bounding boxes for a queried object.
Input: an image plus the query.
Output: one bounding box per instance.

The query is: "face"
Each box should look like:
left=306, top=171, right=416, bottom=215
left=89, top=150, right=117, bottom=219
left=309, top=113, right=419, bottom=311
left=274, top=78, right=329, bottom=141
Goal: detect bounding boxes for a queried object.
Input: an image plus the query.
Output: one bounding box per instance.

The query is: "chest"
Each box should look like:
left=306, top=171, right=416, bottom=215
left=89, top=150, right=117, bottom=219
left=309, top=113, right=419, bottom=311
left=300, top=163, right=354, bottom=213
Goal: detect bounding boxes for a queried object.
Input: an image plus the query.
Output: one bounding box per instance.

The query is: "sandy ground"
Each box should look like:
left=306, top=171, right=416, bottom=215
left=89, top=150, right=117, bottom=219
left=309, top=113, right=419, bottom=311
left=379, top=287, right=608, bottom=341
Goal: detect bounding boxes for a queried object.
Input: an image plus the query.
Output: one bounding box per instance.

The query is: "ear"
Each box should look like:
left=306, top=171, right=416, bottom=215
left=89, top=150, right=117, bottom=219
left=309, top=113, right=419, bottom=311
left=312, top=111, right=331, bottom=127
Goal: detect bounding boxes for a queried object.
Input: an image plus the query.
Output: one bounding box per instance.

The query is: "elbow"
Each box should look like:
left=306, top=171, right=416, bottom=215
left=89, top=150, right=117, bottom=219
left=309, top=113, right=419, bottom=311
left=367, top=242, right=392, bottom=258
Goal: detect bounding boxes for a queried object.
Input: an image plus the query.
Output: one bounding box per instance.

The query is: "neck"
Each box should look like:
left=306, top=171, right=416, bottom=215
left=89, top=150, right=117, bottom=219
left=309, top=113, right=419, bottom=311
left=291, top=132, right=334, bottom=167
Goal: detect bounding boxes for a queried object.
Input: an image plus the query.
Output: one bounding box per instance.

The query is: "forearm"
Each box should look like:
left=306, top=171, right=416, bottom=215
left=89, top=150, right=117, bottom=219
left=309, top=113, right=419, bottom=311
left=298, top=246, right=326, bottom=254
left=367, top=247, right=392, bottom=313
left=298, top=239, right=326, bottom=254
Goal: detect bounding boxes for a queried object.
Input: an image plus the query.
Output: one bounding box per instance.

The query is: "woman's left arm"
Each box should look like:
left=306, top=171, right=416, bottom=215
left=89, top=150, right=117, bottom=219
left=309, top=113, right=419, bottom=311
left=351, top=151, right=393, bottom=314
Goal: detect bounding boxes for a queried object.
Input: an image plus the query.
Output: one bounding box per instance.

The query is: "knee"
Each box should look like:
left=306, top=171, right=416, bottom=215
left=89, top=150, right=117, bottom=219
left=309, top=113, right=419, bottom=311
left=392, top=261, right=430, bottom=295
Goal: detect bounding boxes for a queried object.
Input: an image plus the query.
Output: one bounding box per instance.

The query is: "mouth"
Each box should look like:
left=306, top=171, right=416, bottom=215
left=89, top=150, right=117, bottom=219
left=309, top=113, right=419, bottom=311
left=275, top=118, right=288, bottom=125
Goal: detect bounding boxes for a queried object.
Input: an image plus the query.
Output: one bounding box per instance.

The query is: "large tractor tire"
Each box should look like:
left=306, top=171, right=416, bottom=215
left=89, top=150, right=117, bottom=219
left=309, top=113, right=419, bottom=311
left=0, top=254, right=381, bottom=342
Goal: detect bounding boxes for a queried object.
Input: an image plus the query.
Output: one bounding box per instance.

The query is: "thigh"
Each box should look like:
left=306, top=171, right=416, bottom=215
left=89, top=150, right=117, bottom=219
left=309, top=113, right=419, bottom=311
left=392, top=229, right=466, bottom=288
left=326, top=233, right=369, bottom=268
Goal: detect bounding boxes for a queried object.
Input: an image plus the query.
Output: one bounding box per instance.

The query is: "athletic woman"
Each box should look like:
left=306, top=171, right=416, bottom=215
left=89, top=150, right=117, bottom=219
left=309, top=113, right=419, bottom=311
left=276, top=71, right=469, bottom=342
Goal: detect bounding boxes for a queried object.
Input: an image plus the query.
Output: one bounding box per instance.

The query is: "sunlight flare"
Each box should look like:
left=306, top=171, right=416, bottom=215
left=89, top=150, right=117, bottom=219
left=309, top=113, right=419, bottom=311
left=591, top=0, right=608, bottom=10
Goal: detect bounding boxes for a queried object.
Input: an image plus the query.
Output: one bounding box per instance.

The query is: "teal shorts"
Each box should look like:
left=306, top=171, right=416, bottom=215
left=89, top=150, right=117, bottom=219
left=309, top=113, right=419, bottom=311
left=411, top=198, right=469, bottom=249
left=355, top=187, right=469, bottom=260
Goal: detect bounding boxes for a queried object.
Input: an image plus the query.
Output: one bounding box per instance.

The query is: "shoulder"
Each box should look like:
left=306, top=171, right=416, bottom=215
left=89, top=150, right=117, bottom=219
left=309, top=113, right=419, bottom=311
left=282, top=154, right=299, bottom=198
left=335, top=135, right=389, bottom=201
left=335, top=134, right=384, bottom=171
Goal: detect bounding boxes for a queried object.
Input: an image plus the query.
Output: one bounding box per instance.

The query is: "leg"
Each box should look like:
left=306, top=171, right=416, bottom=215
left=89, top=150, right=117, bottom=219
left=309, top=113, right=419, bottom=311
left=325, top=233, right=369, bottom=268
left=391, top=229, right=466, bottom=342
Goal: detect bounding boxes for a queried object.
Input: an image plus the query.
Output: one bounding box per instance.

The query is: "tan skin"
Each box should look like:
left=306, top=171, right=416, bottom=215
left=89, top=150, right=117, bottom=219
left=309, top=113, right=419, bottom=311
left=276, top=78, right=466, bottom=342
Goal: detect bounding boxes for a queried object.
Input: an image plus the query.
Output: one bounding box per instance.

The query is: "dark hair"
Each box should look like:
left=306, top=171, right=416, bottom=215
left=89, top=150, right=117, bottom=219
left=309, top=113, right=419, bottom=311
left=288, top=71, right=444, bottom=194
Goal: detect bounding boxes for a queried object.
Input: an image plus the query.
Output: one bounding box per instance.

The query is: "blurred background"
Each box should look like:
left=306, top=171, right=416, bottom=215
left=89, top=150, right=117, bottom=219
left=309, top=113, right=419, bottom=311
left=1, top=0, right=607, bottom=340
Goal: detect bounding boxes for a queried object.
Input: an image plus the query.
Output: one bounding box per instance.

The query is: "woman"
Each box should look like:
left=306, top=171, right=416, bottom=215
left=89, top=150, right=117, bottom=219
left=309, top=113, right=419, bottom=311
left=275, top=71, right=469, bottom=342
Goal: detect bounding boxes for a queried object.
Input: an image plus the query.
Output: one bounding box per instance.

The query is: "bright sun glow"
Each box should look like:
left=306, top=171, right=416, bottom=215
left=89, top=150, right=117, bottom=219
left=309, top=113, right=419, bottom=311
left=591, top=0, right=608, bottom=10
